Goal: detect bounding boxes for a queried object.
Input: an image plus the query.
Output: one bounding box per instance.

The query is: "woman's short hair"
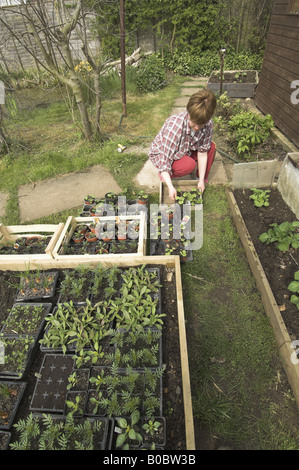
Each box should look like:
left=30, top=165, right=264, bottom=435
left=187, top=89, right=217, bottom=125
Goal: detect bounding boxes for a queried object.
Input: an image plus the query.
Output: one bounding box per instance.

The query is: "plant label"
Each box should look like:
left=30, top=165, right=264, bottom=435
left=0, top=341, right=4, bottom=364
left=0, top=81, right=4, bottom=104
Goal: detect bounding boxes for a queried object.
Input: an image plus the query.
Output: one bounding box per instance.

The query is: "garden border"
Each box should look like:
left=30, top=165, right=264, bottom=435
left=226, top=187, right=299, bottom=410
left=0, top=255, right=195, bottom=450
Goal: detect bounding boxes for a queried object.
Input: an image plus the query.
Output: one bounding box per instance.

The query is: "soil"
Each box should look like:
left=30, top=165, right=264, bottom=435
left=0, top=265, right=185, bottom=450
left=233, top=188, right=299, bottom=339
left=209, top=70, right=257, bottom=84
left=213, top=97, right=287, bottom=163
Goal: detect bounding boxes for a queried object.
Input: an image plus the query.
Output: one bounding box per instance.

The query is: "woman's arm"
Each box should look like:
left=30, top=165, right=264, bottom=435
left=197, top=151, right=208, bottom=193
left=161, top=171, right=177, bottom=201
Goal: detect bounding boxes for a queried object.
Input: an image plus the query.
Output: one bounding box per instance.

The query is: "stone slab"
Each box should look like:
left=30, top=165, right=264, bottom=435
left=208, top=159, right=228, bottom=185
left=134, top=159, right=160, bottom=192
left=18, top=165, right=122, bottom=223
left=173, top=96, right=189, bottom=107
left=180, top=87, right=200, bottom=96
left=170, top=107, right=186, bottom=115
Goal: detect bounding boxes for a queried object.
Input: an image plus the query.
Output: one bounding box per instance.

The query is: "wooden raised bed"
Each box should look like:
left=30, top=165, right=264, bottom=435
left=226, top=188, right=299, bottom=409
left=160, top=179, right=203, bottom=208
left=0, top=223, right=64, bottom=263
left=52, top=213, right=147, bottom=261
left=0, top=255, right=195, bottom=449
left=207, top=69, right=258, bottom=98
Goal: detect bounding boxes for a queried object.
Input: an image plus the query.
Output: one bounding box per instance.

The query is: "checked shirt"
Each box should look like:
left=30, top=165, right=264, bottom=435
left=148, top=111, right=213, bottom=174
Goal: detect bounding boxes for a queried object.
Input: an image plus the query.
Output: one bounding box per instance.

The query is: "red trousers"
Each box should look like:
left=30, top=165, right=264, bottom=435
left=160, top=142, right=216, bottom=182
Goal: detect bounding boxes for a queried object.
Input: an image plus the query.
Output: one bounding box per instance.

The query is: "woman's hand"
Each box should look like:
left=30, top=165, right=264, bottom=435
left=168, top=185, right=177, bottom=201
left=161, top=171, right=177, bottom=201
left=197, top=180, right=205, bottom=194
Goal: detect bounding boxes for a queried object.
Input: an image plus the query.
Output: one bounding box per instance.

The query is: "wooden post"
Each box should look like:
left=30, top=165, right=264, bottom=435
left=219, top=48, right=225, bottom=96
left=120, top=0, right=127, bottom=117
left=0, top=81, right=5, bottom=151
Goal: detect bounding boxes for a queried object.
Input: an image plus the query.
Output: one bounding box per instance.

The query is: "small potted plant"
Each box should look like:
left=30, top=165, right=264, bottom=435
left=71, top=232, right=85, bottom=243
left=115, top=410, right=142, bottom=450
left=105, top=192, right=117, bottom=205
left=163, top=205, right=175, bottom=220
left=25, top=236, right=43, bottom=246
left=85, top=231, right=98, bottom=243
left=179, top=248, right=188, bottom=261
left=137, top=190, right=149, bottom=205
left=99, top=230, right=114, bottom=242
left=84, top=195, right=97, bottom=205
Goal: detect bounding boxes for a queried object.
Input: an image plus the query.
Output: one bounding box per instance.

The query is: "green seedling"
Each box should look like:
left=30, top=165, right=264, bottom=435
left=288, top=270, right=299, bottom=310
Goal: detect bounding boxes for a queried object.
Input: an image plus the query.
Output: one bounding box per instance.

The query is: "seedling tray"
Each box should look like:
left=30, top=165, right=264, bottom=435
left=0, top=257, right=195, bottom=450
left=0, top=381, right=27, bottom=430
left=0, top=223, right=64, bottom=264
left=159, top=179, right=204, bottom=207
left=30, top=354, right=74, bottom=413
left=0, top=335, right=36, bottom=380
left=150, top=240, right=193, bottom=262
left=52, top=214, right=146, bottom=260
left=0, top=303, right=52, bottom=338
left=15, top=271, right=59, bottom=302
left=0, top=431, right=11, bottom=450
left=29, top=414, right=110, bottom=450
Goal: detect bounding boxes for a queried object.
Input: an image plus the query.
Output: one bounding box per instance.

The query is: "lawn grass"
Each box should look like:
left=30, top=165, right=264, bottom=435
left=1, top=74, right=299, bottom=449
left=182, top=186, right=299, bottom=449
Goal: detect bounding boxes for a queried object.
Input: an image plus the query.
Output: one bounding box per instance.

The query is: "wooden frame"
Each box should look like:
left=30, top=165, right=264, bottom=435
left=226, top=188, right=299, bottom=410
left=52, top=213, right=147, bottom=261
left=207, top=70, right=259, bottom=98
left=0, top=254, right=195, bottom=450
left=0, top=223, right=64, bottom=262
left=159, top=179, right=203, bottom=208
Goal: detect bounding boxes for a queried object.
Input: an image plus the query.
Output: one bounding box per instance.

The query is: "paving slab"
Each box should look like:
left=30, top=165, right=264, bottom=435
left=134, top=159, right=160, bottom=192
left=18, top=165, right=122, bottom=223
left=170, top=107, right=186, bottom=115
left=208, top=159, right=228, bottom=185
left=173, top=96, right=189, bottom=107
left=180, top=87, right=201, bottom=96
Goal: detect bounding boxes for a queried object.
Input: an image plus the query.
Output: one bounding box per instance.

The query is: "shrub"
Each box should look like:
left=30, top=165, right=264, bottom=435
left=136, top=55, right=167, bottom=93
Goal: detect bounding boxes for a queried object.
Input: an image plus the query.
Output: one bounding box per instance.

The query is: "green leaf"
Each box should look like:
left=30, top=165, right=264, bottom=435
left=290, top=295, right=299, bottom=306
left=117, top=418, right=127, bottom=429
left=128, top=429, right=136, bottom=440
left=131, top=410, right=140, bottom=426
left=288, top=281, right=299, bottom=293
left=116, top=433, right=127, bottom=448
left=277, top=241, right=290, bottom=251
left=259, top=232, right=269, bottom=243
